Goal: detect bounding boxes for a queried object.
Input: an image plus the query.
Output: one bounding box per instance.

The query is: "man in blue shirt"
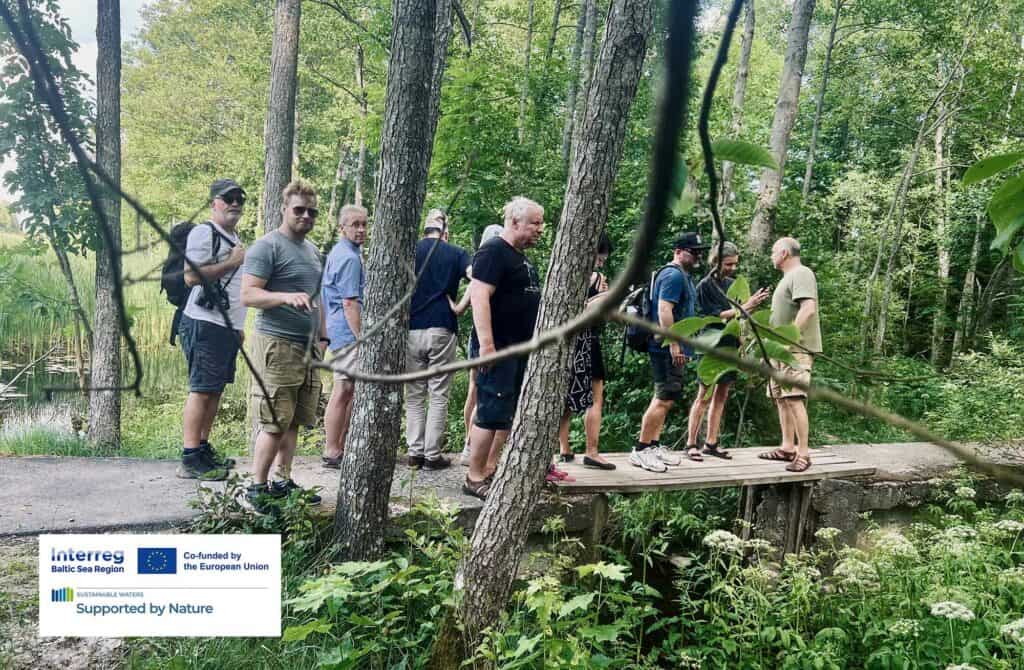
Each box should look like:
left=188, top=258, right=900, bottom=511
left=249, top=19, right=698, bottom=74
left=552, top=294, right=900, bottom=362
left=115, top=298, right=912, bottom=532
left=632, top=232, right=708, bottom=473
left=320, top=204, right=368, bottom=468
left=405, top=209, right=472, bottom=469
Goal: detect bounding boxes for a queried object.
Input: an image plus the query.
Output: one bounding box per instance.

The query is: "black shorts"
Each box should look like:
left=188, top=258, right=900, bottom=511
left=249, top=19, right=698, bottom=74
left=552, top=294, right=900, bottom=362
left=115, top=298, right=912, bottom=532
left=649, top=350, right=684, bottom=402
left=474, top=355, right=527, bottom=431
left=179, top=314, right=240, bottom=393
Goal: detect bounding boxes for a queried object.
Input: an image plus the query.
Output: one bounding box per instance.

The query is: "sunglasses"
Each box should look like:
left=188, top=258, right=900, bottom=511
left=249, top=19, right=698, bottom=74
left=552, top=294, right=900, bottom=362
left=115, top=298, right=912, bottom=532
left=219, top=192, right=246, bottom=206
left=291, top=206, right=319, bottom=219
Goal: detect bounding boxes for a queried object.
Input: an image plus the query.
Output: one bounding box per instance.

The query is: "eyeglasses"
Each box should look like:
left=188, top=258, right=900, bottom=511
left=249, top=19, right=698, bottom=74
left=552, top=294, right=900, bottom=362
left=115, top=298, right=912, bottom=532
left=219, top=193, right=246, bottom=206
left=291, top=206, right=319, bottom=219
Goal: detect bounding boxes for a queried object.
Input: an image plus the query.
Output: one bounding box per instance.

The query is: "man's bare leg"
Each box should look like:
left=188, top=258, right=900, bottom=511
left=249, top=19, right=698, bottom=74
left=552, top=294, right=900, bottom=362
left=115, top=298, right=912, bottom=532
left=787, top=398, right=810, bottom=458
left=775, top=399, right=797, bottom=454
left=486, top=429, right=509, bottom=475
left=324, top=380, right=354, bottom=460
left=639, top=397, right=673, bottom=444
left=468, top=424, right=495, bottom=482
left=252, top=430, right=284, bottom=485
left=273, top=428, right=299, bottom=480
left=183, top=392, right=220, bottom=449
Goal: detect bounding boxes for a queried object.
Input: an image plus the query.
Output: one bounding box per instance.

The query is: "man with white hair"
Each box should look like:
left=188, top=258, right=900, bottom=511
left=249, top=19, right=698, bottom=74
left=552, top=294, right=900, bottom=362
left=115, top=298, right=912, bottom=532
left=321, top=204, right=368, bottom=468
left=404, top=209, right=472, bottom=469
left=463, top=197, right=544, bottom=498
left=759, top=236, right=821, bottom=473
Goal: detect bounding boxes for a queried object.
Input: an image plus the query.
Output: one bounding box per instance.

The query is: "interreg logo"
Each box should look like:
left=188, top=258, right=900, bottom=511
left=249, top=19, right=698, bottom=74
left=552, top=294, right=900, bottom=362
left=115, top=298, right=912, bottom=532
left=50, top=547, right=125, bottom=574
left=138, top=548, right=177, bottom=575
left=51, top=587, right=74, bottom=603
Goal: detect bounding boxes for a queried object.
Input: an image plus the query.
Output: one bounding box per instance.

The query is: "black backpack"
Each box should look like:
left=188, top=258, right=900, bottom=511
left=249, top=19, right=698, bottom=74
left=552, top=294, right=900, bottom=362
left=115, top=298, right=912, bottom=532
left=160, top=221, right=224, bottom=345
left=622, top=264, right=677, bottom=353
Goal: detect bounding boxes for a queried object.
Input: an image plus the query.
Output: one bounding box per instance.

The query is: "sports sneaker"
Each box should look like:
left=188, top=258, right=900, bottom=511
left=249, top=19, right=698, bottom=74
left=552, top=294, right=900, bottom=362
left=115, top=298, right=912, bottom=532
left=200, top=441, right=236, bottom=469
left=649, top=444, right=682, bottom=467
left=270, top=479, right=322, bottom=504
left=245, top=483, right=283, bottom=515
left=177, top=449, right=228, bottom=480
left=629, top=448, right=668, bottom=473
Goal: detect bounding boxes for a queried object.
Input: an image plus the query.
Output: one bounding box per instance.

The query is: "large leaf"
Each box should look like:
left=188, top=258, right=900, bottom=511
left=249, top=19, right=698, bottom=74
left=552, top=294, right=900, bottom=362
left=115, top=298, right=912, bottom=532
left=282, top=618, right=332, bottom=642
left=670, top=190, right=696, bottom=216
left=1015, top=240, right=1024, bottom=273
left=726, top=276, right=751, bottom=304
left=990, top=214, right=1024, bottom=252
left=711, top=138, right=778, bottom=170
left=671, top=154, right=687, bottom=199
left=750, top=312, right=801, bottom=346
left=759, top=339, right=798, bottom=366
left=558, top=592, right=596, bottom=618
left=579, top=625, right=623, bottom=643
left=671, top=315, right=722, bottom=337
left=697, top=352, right=738, bottom=387
left=962, top=151, right=1024, bottom=186
left=988, top=188, right=1024, bottom=230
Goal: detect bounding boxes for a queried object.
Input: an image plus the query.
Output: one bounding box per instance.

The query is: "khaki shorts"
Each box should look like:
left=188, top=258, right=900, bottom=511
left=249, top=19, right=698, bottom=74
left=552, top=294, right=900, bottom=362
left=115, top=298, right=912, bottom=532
left=330, top=345, right=359, bottom=383
left=767, top=351, right=813, bottom=400
left=249, top=332, right=323, bottom=433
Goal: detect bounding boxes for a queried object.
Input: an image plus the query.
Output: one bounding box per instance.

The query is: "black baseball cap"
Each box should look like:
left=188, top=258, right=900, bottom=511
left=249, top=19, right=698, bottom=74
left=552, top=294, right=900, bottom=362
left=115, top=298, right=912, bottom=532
left=209, top=178, right=247, bottom=201
left=674, top=232, right=710, bottom=252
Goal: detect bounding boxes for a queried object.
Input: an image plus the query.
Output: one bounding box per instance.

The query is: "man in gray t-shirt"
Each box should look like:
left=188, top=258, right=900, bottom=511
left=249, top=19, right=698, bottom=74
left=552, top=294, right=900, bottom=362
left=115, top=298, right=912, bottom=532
left=240, top=178, right=329, bottom=514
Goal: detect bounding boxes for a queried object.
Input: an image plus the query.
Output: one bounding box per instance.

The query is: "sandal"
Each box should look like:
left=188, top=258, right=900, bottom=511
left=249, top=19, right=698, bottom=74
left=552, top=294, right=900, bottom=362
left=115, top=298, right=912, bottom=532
left=546, top=464, right=575, bottom=482
left=559, top=453, right=575, bottom=463
left=758, top=448, right=796, bottom=462
left=702, top=443, right=732, bottom=460
left=786, top=455, right=811, bottom=472
left=686, top=447, right=704, bottom=462
left=321, top=455, right=343, bottom=469
left=463, top=476, right=492, bottom=500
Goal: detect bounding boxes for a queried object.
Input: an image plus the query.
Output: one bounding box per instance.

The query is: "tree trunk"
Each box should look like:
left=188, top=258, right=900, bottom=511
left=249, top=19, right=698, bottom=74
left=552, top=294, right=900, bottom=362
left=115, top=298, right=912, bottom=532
left=975, top=255, right=1011, bottom=341
left=88, top=0, right=122, bottom=448
left=327, top=140, right=348, bottom=225
left=292, top=89, right=300, bottom=178
left=800, top=0, right=841, bottom=206
left=748, top=0, right=816, bottom=252
left=261, top=0, right=301, bottom=232
left=355, top=44, right=367, bottom=207
left=430, top=0, right=654, bottom=664
left=930, top=67, right=950, bottom=366
left=544, top=0, right=563, bottom=63
left=560, top=0, right=588, bottom=163
left=718, top=0, right=755, bottom=210
left=517, top=0, right=535, bottom=143
left=332, top=0, right=452, bottom=561
left=569, top=0, right=599, bottom=162
left=952, top=212, right=984, bottom=355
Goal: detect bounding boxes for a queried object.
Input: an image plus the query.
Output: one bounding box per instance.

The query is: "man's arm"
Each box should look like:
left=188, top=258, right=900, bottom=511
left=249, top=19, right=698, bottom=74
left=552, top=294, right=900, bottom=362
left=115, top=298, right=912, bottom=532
left=658, top=298, right=685, bottom=366
left=469, top=278, right=497, bottom=357
left=794, top=298, right=817, bottom=332
left=241, top=274, right=314, bottom=311
left=342, top=298, right=361, bottom=337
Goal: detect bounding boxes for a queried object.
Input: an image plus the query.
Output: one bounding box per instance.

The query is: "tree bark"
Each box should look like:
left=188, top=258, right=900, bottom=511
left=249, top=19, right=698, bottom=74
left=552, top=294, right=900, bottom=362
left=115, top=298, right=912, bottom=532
left=800, top=0, right=841, bottom=206
left=88, top=0, right=122, bottom=448
left=952, top=211, right=983, bottom=355
left=718, top=0, right=755, bottom=211
left=560, top=0, right=588, bottom=163
left=544, top=0, right=563, bottom=63
left=517, top=0, right=535, bottom=143
left=430, top=0, right=654, bottom=664
left=261, top=0, right=301, bottom=232
left=976, top=255, right=1012, bottom=341
left=327, top=140, right=348, bottom=225
left=748, top=0, right=816, bottom=252
left=332, top=0, right=452, bottom=560
left=569, top=0, right=599, bottom=163
left=930, top=65, right=950, bottom=366
left=354, top=44, right=367, bottom=207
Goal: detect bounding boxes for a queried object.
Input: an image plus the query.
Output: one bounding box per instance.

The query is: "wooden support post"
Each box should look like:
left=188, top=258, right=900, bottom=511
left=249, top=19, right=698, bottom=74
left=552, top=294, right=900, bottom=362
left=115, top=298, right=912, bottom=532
left=794, top=482, right=814, bottom=553
left=740, top=485, right=759, bottom=541
left=784, top=484, right=801, bottom=554
left=583, top=493, right=610, bottom=563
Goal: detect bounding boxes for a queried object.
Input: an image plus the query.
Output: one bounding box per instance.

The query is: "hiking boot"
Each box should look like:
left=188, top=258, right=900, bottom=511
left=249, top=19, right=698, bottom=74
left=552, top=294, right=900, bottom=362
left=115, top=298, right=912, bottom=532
left=629, top=447, right=668, bottom=473
left=407, top=454, right=425, bottom=468
left=200, top=441, right=236, bottom=469
left=177, top=449, right=229, bottom=480
left=423, top=455, right=451, bottom=470
left=245, top=484, right=282, bottom=515
left=270, top=479, right=322, bottom=504
left=649, top=444, right=682, bottom=467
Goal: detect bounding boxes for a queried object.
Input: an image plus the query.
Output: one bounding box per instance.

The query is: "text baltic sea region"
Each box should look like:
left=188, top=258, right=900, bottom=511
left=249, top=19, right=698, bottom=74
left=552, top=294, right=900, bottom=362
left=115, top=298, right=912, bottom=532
left=181, top=551, right=270, bottom=572
left=50, top=547, right=126, bottom=574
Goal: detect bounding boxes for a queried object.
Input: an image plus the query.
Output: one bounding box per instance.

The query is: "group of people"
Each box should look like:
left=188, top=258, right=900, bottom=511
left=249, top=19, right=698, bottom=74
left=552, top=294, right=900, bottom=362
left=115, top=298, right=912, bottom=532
left=174, top=177, right=822, bottom=511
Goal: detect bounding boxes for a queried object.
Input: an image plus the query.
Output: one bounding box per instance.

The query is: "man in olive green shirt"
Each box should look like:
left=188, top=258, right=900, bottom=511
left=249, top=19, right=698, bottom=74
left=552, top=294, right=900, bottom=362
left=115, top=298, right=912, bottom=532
left=759, top=237, right=821, bottom=472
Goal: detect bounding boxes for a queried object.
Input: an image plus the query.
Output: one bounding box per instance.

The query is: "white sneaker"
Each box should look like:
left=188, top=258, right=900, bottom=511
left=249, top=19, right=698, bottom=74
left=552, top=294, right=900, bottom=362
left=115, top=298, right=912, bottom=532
left=629, top=448, right=668, bottom=473
left=459, top=443, right=472, bottom=466
left=650, top=444, right=682, bottom=466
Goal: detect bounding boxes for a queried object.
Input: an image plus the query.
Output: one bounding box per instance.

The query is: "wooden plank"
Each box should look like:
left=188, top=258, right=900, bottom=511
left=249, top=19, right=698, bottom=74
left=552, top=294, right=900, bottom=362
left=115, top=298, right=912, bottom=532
left=554, top=456, right=860, bottom=486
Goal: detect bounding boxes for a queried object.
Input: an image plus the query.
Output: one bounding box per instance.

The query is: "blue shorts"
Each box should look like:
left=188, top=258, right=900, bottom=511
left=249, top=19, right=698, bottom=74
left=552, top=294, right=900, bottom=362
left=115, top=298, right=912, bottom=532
left=179, top=315, right=240, bottom=393
left=474, top=355, right=527, bottom=431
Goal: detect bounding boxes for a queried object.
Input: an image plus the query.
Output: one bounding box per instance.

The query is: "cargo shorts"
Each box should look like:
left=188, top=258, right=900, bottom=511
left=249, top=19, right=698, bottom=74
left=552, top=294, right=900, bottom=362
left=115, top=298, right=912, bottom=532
left=249, top=332, right=323, bottom=433
left=767, top=351, right=814, bottom=400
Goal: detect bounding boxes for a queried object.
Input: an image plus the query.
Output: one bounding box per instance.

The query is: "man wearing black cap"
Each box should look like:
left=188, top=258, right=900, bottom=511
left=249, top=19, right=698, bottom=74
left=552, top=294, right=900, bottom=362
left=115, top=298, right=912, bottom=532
left=632, top=232, right=708, bottom=473
left=177, top=178, right=247, bottom=479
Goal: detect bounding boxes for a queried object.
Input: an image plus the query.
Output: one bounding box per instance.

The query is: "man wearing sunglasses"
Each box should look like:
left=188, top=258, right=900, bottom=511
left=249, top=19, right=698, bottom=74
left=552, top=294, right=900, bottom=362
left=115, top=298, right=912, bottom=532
left=241, top=178, right=327, bottom=514
left=177, top=178, right=248, bottom=480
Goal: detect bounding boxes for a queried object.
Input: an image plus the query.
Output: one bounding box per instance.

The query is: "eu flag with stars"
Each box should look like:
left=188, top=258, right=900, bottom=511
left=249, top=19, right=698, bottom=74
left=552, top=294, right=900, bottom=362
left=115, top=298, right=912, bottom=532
left=138, top=548, right=177, bottom=574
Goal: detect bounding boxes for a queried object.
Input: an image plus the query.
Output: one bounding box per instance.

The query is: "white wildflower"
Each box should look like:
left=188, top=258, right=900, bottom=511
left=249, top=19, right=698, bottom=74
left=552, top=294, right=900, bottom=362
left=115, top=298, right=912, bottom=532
left=815, top=527, right=842, bottom=542
left=1005, top=490, right=1024, bottom=506
left=745, top=538, right=775, bottom=554
left=872, top=531, right=919, bottom=559
left=1001, top=618, right=1024, bottom=644
left=702, top=530, right=744, bottom=555
left=945, top=664, right=978, bottom=670
left=677, top=654, right=701, bottom=670
left=999, top=566, right=1024, bottom=584
left=832, top=558, right=878, bottom=590
left=890, top=619, right=921, bottom=639
left=993, top=519, right=1024, bottom=534
left=930, top=601, right=975, bottom=622
left=741, top=565, right=779, bottom=586
left=943, top=526, right=978, bottom=542
left=954, top=486, right=976, bottom=500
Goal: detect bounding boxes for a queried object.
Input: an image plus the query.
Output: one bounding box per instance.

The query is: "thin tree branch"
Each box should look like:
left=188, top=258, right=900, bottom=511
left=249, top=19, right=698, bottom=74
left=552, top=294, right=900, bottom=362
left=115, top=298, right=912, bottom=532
left=308, top=0, right=389, bottom=52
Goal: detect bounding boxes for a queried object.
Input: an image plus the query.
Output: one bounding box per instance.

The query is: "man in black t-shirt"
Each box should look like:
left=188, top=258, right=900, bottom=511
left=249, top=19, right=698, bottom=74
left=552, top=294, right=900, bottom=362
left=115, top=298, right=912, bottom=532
left=405, top=209, right=472, bottom=470
left=684, top=241, right=768, bottom=459
left=463, top=197, right=544, bottom=499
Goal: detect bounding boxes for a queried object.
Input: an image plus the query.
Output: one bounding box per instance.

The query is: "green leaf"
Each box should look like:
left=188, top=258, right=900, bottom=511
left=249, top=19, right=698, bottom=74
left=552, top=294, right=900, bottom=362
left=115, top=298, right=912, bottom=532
left=282, top=618, right=332, bottom=642
left=1014, top=240, right=1024, bottom=273
left=962, top=151, right=1024, bottom=185
left=990, top=214, right=1024, bottom=252
left=578, top=624, right=622, bottom=643
left=697, top=352, right=738, bottom=387
left=670, top=191, right=696, bottom=216
left=989, top=188, right=1024, bottom=230
left=711, top=138, right=778, bottom=170
left=721, top=317, right=742, bottom=339
left=577, top=561, right=628, bottom=581
left=750, top=314, right=801, bottom=346
left=671, top=315, right=722, bottom=337
left=726, top=276, right=751, bottom=303
left=671, top=154, right=688, bottom=199
left=759, top=340, right=797, bottom=366
left=508, top=633, right=543, bottom=659
left=557, top=592, right=596, bottom=618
